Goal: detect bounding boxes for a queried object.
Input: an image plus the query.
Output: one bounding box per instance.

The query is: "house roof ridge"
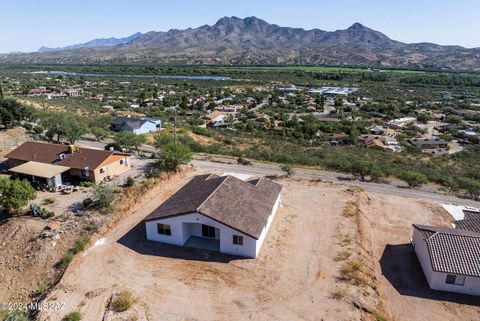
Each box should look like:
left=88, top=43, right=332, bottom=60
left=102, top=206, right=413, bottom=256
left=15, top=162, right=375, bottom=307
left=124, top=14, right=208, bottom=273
left=197, top=175, right=230, bottom=212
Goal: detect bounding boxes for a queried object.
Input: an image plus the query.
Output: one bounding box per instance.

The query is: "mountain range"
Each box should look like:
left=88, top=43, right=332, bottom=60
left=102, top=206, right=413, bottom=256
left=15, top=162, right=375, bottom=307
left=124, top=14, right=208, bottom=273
left=2, top=16, right=480, bottom=71
left=37, top=32, right=142, bottom=53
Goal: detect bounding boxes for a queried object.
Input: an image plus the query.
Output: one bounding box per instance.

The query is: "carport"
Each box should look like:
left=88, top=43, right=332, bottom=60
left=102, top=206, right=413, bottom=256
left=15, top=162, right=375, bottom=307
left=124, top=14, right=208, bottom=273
left=9, top=161, right=71, bottom=188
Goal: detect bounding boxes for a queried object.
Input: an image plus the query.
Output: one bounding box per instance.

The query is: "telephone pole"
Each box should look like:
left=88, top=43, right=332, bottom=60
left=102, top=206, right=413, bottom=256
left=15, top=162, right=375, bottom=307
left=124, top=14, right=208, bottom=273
left=0, top=82, right=4, bottom=99
left=173, top=106, right=177, bottom=144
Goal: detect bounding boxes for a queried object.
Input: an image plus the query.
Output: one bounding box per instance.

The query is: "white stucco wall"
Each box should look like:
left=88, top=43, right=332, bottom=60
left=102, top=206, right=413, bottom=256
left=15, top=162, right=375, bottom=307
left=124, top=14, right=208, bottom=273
left=412, top=228, right=480, bottom=296
left=255, top=195, right=281, bottom=257
left=145, top=212, right=258, bottom=258
left=133, top=122, right=159, bottom=135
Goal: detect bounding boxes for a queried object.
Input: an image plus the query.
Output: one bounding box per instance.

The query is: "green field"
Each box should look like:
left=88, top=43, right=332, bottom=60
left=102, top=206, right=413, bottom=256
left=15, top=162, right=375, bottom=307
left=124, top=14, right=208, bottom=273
left=220, top=65, right=426, bottom=74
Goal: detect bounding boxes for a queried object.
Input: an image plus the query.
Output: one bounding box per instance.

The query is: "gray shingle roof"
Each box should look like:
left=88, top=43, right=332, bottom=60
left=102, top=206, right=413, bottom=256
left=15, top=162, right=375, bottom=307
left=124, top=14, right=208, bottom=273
left=463, top=210, right=480, bottom=220
left=454, top=218, right=480, bottom=234
left=144, top=174, right=282, bottom=239
left=413, top=224, right=480, bottom=277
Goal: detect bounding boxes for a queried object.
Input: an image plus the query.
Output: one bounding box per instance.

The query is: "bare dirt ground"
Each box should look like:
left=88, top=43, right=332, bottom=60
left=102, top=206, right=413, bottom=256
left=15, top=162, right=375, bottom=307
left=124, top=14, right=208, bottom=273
left=38, top=172, right=367, bottom=321
left=364, top=193, right=480, bottom=321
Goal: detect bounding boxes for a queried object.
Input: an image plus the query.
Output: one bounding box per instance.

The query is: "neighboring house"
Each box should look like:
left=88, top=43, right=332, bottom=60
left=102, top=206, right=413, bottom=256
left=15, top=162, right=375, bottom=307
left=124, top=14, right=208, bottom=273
left=144, top=173, right=282, bottom=258
left=205, top=111, right=229, bottom=128
left=412, top=224, right=480, bottom=296
left=5, top=141, right=131, bottom=184
left=387, top=117, right=417, bottom=129
left=358, top=135, right=402, bottom=152
left=408, top=138, right=448, bottom=149
left=110, top=116, right=160, bottom=135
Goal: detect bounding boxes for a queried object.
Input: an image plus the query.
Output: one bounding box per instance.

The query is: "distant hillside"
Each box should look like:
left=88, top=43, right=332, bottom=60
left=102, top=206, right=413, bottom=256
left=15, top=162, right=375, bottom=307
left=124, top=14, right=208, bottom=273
left=3, top=17, right=480, bottom=71
left=38, top=32, right=142, bottom=53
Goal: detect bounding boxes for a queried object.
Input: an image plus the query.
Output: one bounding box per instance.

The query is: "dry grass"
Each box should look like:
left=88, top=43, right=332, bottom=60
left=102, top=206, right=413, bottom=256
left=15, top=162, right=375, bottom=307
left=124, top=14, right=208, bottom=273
left=112, top=290, right=135, bottom=313
left=340, top=259, right=368, bottom=286
left=341, top=200, right=357, bottom=218
left=339, top=235, right=353, bottom=247
left=334, top=250, right=351, bottom=262
left=331, top=287, right=347, bottom=300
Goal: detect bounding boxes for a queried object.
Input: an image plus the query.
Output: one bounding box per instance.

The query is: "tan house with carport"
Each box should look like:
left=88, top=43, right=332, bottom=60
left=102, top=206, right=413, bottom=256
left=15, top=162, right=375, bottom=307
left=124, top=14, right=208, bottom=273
left=5, top=141, right=131, bottom=184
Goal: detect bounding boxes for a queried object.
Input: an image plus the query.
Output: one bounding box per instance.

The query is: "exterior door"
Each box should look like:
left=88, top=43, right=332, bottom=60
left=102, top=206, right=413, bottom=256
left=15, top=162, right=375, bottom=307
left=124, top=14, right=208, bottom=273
left=202, top=224, right=216, bottom=238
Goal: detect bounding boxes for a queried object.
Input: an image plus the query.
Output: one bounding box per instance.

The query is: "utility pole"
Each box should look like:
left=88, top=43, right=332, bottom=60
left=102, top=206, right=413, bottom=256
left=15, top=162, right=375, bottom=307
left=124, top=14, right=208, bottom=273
left=0, top=81, right=3, bottom=99
left=173, top=105, right=177, bottom=144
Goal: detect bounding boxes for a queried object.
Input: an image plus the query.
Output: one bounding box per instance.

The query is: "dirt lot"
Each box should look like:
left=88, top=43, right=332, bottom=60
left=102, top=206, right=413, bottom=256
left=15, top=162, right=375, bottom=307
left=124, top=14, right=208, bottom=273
left=365, top=193, right=480, bottom=321
left=28, top=170, right=480, bottom=321
left=38, top=172, right=366, bottom=321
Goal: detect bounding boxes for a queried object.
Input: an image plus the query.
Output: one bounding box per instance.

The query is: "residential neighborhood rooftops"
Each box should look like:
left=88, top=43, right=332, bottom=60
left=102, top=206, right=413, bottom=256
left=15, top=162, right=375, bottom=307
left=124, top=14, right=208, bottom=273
left=144, top=173, right=282, bottom=239
left=412, top=224, right=480, bottom=277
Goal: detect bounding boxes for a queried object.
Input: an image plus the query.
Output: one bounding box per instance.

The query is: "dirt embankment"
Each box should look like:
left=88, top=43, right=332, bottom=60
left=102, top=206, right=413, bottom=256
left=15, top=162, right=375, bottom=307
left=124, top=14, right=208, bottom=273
left=0, top=216, right=89, bottom=303
left=358, top=191, right=480, bottom=321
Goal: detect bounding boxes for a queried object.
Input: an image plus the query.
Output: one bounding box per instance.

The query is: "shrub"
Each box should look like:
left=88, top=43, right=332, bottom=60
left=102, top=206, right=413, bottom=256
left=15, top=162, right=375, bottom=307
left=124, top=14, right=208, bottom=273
left=331, top=287, right=347, bottom=300
left=92, top=186, right=115, bottom=211
left=400, top=171, right=428, bottom=188
left=280, top=164, right=295, bottom=177
left=80, top=181, right=95, bottom=188
left=33, top=125, right=44, bottom=135
left=3, top=313, right=28, bottom=321
left=43, top=197, right=56, bottom=205
left=0, top=178, right=36, bottom=212
left=82, top=197, right=94, bottom=209
left=112, top=290, right=135, bottom=313
left=72, top=235, right=90, bottom=254
left=30, top=204, right=54, bottom=219
left=124, top=176, right=135, bottom=187
left=22, top=123, right=33, bottom=130
left=62, top=311, right=82, bottom=321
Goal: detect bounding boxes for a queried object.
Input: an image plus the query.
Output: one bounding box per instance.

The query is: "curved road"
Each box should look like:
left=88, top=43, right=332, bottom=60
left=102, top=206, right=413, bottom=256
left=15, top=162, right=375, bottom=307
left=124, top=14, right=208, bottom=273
left=192, top=157, right=480, bottom=208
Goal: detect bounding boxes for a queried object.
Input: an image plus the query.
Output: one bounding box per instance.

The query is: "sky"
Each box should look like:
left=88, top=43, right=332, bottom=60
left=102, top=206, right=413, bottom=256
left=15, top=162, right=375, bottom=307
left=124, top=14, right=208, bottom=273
left=2, top=0, right=480, bottom=53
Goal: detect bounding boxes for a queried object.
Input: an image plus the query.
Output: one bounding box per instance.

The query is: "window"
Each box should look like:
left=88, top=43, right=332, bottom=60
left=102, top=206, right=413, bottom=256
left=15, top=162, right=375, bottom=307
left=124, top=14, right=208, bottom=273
left=233, top=235, right=243, bottom=246
left=202, top=224, right=216, bottom=238
left=157, top=223, right=171, bottom=236
left=445, top=274, right=465, bottom=286
left=100, top=167, right=107, bottom=173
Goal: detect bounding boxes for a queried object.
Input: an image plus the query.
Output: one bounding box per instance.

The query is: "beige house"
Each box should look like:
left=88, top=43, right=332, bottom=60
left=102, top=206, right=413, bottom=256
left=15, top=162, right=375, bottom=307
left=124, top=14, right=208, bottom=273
left=5, top=141, right=131, bottom=184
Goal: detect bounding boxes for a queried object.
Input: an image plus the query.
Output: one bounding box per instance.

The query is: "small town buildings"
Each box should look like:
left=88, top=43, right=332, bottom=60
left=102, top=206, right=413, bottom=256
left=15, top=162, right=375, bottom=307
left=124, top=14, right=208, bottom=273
left=110, top=116, right=160, bottom=135
left=308, top=87, right=358, bottom=96
left=358, top=135, right=402, bottom=152
left=5, top=141, right=131, bottom=185
left=412, top=224, right=480, bottom=296
left=387, top=117, right=417, bottom=129
left=408, top=138, right=448, bottom=149
left=144, top=173, right=282, bottom=258
left=205, top=111, right=229, bottom=127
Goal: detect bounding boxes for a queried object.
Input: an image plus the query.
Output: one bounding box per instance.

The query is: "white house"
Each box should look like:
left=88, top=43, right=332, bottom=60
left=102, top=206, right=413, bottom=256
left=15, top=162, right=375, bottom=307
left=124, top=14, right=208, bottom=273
left=110, top=116, right=160, bottom=135
left=412, top=224, right=480, bottom=296
left=144, top=174, right=282, bottom=258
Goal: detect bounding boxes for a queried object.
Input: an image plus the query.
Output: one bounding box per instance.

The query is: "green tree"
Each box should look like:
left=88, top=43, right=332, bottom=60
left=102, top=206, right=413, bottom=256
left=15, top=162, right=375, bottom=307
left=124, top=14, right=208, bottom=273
left=0, top=178, right=36, bottom=213
left=350, top=160, right=383, bottom=181
left=158, top=142, right=192, bottom=171
left=458, top=177, right=480, bottom=200
left=280, top=164, right=295, bottom=177
left=114, top=132, right=146, bottom=152
left=400, top=171, right=428, bottom=188
left=90, top=127, right=109, bottom=142
left=65, top=116, right=88, bottom=144
left=0, top=98, right=35, bottom=128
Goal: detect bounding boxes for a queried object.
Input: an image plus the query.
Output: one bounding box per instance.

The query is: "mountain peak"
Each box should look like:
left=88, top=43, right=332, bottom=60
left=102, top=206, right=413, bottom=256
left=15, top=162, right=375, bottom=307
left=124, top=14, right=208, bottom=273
left=348, top=22, right=368, bottom=30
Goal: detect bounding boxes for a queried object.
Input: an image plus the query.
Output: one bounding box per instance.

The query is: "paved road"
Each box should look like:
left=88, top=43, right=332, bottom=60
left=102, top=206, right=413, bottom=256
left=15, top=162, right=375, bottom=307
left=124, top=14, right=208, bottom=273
left=192, top=158, right=480, bottom=208
left=75, top=137, right=480, bottom=207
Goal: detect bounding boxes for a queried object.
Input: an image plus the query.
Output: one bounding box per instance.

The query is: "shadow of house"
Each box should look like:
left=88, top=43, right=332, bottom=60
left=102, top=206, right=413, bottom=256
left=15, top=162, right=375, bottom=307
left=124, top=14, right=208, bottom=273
left=116, top=221, right=243, bottom=264
left=380, top=243, right=480, bottom=307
